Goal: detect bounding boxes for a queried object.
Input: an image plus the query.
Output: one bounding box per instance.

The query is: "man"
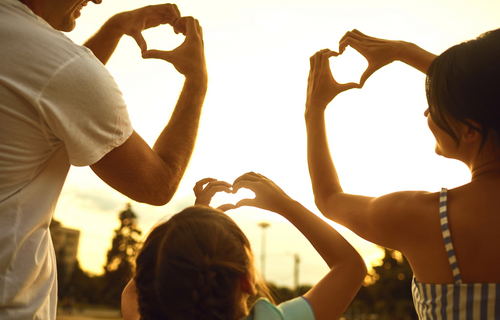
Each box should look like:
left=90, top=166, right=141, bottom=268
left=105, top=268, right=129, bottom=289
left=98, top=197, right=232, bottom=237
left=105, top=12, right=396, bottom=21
left=0, top=0, right=207, bottom=318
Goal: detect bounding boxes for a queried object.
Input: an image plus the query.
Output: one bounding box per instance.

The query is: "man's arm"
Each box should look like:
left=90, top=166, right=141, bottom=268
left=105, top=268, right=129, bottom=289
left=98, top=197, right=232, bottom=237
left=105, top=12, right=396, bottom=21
left=90, top=16, right=207, bottom=206
left=83, top=4, right=181, bottom=65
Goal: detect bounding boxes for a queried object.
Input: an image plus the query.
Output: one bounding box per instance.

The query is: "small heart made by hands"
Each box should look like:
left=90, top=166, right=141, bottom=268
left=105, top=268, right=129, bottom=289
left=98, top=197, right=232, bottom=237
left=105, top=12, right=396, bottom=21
left=141, top=26, right=185, bottom=51
left=210, top=188, right=256, bottom=209
left=329, top=46, right=368, bottom=85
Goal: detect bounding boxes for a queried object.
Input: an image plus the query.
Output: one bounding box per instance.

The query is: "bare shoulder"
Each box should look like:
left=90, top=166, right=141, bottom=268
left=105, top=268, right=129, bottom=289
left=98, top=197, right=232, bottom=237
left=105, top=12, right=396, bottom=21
left=343, top=190, right=442, bottom=250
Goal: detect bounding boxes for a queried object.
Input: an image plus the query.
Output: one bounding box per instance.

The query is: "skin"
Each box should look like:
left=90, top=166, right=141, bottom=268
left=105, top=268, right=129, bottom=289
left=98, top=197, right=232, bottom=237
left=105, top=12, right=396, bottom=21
left=197, top=173, right=367, bottom=320
left=306, top=31, right=500, bottom=284
left=122, top=174, right=366, bottom=320
left=20, top=0, right=207, bottom=206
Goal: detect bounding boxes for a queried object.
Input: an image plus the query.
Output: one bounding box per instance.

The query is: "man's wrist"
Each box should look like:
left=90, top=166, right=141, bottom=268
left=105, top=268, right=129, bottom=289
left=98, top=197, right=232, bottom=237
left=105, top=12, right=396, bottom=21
left=102, top=13, right=127, bottom=38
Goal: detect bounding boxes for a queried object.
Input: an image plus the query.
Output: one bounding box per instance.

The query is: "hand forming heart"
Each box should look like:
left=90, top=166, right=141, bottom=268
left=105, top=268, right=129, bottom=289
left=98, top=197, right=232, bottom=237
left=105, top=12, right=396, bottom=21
left=194, top=178, right=255, bottom=212
left=329, top=46, right=368, bottom=85
left=117, top=4, right=182, bottom=53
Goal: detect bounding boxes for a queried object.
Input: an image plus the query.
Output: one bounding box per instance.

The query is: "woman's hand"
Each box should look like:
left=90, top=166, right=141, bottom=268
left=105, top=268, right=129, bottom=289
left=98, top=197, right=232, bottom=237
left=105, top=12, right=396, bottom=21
left=193, top=178, right=234, bottom=211
left=339, top=29, right=435, bottom=83
left=306, top=49, right=360, bottom=113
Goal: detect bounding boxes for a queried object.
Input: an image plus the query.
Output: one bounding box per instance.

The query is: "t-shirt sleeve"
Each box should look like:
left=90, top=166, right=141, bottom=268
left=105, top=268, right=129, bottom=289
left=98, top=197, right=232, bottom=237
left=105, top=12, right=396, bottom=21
left=38, top=51, right=133, bottom=166
left=241, top=297, right=315, bottom=320
left=280, top=296, right=315, bottom=320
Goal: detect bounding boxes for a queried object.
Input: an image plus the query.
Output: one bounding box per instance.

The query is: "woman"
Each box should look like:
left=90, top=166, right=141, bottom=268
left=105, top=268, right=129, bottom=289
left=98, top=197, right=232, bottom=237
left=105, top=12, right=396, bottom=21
left=121, top=172, right=367, bottom=320
left=305, top=29, right=500, bottom=319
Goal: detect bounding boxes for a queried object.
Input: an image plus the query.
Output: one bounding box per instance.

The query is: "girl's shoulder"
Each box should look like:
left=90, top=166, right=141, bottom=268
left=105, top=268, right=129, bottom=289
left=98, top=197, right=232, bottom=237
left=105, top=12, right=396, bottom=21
left=240, top=297, right=315, bottom=320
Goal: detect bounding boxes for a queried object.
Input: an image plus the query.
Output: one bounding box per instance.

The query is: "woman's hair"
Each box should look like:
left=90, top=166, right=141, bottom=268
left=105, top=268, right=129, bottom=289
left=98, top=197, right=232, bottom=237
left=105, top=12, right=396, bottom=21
left=425, top=28, right=500, bottom=149
left=134, top=206, right=272, bottom=320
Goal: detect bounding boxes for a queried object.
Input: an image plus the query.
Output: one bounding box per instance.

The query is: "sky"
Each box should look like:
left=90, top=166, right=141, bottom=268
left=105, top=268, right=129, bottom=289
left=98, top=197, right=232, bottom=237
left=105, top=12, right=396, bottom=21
left=53, top=0, right=500, bottom=288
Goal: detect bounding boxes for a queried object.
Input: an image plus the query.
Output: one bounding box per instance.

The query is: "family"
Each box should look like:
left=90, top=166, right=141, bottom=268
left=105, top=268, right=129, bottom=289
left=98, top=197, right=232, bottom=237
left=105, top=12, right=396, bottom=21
left=1, top=1, right=499, bottom=319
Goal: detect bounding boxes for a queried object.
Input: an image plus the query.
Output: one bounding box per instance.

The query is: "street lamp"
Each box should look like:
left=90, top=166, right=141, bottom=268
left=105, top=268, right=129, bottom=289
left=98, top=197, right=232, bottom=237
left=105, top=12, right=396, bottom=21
left=257, top=222, right=270, bottom=281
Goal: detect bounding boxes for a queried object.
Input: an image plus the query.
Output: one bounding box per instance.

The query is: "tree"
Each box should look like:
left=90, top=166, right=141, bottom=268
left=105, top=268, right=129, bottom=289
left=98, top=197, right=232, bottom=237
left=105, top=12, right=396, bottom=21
left=346, top=246, right=417, bottom=320
left=101, top=204, right=142, bottom=307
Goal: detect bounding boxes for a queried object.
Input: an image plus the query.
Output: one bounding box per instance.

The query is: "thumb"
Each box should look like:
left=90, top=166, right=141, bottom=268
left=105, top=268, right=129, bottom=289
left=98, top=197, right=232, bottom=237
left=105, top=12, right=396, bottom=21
left=217, top=204, right=236, bottom=212
left=142, top=49, right=171, bottom=60
left=234, top=198, right=256, bottom=209
left=359, top=66, right=377, bottom=87
left=132, top=32, right=148, bottom=53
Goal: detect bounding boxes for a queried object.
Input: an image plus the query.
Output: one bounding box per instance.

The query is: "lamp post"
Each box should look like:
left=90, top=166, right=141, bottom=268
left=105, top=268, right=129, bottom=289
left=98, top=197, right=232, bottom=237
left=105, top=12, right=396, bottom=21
left=257, top=221, right=270, bottom=281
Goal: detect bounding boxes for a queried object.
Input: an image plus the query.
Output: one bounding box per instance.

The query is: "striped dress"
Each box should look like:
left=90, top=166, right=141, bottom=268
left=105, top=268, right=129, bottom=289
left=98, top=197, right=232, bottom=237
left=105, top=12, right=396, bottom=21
left=411, top=188, right=500, bottom=319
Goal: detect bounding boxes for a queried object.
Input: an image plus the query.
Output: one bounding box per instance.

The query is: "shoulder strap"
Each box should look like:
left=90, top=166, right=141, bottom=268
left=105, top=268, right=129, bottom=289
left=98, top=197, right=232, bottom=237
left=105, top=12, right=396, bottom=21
left=439, top=187, right=462, bottom=284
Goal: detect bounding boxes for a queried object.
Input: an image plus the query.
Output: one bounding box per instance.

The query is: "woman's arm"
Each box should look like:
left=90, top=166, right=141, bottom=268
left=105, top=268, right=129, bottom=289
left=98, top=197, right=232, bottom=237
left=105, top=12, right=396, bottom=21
left=232, top=172, right=367, bottom=320
left=339, top=29, right=437, bottom=86
left=305, top=49, right=434, bottom=250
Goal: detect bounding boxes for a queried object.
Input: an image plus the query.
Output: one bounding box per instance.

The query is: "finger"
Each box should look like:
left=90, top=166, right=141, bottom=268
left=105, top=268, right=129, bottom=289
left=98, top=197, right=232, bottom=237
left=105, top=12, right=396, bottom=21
left=193, top=178, right=217, bottom=196
left=142, top=49, right=169, bottom=60
left=232, top=179, right=262, bottom=195
left=232, top=171, right=261, bottom=187
left=338, top=82, right=362, bottom=91
left=339, top=37, right=366, bottom=56
left=173, top=16, right=187, bottom=35
left=132, top=32, right=148, bottom=53
left=360, top=65, right=378, bottom=87
left=319, top=50, right=337, bottom=79
left=234, top=198, right=257, bottom=209
left=217, top=203, right=236, bottom=212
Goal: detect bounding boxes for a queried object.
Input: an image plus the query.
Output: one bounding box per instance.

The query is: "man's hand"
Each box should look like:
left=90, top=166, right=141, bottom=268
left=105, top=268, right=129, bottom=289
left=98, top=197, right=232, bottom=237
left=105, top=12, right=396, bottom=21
left=306, top=49, right=360, bottom=112
left=114, top=4, right=181, bottom=53
left=142, top=16, right=206, bottom=80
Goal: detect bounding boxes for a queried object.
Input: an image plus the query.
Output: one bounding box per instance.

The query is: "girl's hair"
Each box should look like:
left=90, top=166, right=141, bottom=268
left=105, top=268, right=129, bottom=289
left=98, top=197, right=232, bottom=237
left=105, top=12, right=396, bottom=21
left=134, top=206, right=273, bottom=320
left=425, top=28, right=500, bottom=149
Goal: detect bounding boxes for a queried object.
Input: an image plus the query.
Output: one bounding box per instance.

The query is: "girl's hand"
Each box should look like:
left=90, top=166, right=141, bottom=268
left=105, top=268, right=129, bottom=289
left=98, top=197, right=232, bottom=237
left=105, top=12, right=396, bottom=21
left=193, top=178, right=233, bottom=210
left=231, top=172, right=294, bottom=214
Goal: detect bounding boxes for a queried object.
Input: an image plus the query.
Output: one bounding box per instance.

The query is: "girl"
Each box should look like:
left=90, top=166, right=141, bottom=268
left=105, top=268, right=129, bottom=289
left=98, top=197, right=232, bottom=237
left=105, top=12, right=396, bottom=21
left=305, top=29, right=500, bottom=318
left=121, top=172, right=367, bottom=320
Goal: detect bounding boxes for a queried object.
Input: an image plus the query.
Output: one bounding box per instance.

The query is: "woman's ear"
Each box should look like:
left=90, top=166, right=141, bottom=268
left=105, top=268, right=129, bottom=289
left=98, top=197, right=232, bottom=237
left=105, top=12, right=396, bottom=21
left=240, top=271, right=257, bottom=296
left=461, top=119, right=483, bottom=144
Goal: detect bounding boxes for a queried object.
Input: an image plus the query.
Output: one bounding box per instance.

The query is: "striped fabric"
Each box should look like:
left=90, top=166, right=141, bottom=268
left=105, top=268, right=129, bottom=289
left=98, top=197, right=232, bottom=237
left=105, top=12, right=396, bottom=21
left=411, top=188, right=500, bottom=319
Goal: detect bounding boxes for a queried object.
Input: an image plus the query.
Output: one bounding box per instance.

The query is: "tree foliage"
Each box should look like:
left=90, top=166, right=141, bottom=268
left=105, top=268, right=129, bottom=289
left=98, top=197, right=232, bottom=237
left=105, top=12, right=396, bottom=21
left=101, top=203, right=142, bottom=307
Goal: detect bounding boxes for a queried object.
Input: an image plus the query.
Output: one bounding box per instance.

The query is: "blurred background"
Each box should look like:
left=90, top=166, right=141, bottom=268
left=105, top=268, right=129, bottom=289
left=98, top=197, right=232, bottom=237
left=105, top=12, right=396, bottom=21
left=52, top=0, right=500, bottom=318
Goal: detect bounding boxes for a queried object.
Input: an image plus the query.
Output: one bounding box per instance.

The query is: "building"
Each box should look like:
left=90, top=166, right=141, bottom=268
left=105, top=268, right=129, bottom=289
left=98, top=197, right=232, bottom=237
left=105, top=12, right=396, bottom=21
left=50, top=219, right=80, bottom=282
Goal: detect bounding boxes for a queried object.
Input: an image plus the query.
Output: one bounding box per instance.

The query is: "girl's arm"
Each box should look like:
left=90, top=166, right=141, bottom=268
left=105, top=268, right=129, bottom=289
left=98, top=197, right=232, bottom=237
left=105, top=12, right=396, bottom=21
left=232, top=172, right=367, bottom=320
left=338, top=29, right=437, bottom=86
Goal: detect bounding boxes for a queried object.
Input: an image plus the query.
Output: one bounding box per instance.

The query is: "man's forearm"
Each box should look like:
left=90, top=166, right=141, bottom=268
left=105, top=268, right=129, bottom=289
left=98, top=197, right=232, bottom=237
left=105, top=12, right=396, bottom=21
left=152, top=76, right=208, bottom=197
left=83, top=14, right=124, bottom=65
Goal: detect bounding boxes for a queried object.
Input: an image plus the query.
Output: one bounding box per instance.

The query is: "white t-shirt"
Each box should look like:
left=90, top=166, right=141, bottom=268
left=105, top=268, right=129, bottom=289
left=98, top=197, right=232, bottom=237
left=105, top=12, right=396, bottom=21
left=0, top=1, right=133, bottom=319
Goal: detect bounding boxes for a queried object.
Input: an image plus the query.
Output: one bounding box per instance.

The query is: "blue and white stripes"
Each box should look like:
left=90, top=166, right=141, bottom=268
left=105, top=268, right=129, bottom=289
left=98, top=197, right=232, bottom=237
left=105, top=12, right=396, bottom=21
left=439, top=188, right=462, bottom=284
left=411, top=188, right=500, bottom=319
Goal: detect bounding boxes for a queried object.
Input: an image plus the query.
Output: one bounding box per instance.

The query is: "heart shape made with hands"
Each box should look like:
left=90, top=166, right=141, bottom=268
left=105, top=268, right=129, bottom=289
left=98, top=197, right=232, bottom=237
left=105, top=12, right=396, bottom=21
left=141, top=26, right=185, bottom=52
left=329, top=46, right=368, bottom=85
left=209, top=187, right=256, bottom=209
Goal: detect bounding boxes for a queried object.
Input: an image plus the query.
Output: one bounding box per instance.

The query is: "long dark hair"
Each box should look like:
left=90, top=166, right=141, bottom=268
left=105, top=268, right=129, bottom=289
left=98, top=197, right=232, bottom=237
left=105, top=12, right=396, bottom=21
left=134, top=206, right=272, bottom=320
left=425, top=28, right=500, bottom=149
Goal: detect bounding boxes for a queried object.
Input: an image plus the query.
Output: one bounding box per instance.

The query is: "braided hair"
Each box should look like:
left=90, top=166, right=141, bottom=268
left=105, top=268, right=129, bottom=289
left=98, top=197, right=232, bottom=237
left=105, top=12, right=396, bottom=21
left=135, top=206, right=271, bottom=320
